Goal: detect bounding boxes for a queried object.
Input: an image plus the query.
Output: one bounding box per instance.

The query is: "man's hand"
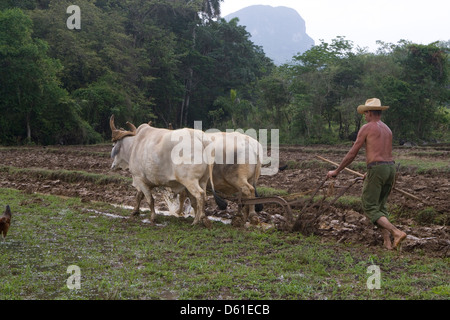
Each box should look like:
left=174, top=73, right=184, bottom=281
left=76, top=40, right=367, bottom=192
left=327, top=170, right=339, bottom=179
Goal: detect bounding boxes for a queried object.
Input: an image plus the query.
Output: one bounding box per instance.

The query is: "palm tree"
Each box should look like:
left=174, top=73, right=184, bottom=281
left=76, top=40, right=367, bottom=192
left=185, top=0, right=222, bottom=21
left=180, top=0, right=223, bottom=127
left=200, top=0, right=222, bottom=21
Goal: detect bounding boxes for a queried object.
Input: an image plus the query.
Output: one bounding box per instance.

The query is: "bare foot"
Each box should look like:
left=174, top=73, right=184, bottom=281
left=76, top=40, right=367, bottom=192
left=381, top=229, right=393, bottom=250
left=393, top=231, right=407, bottom=249
left=383, top=241, right=393, bottom=250
left=376, top=217, right=406, bottom=250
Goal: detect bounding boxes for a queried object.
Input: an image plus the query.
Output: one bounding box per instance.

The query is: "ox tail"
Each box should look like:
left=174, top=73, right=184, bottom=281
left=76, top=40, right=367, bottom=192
left=254, top=185, right=263, bottom=212
left=208, top=163, right=228, bottom=210
left=254, top=145, right=264, bottom=212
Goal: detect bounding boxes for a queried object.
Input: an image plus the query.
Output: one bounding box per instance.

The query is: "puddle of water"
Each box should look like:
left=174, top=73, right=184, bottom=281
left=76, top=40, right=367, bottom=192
left=94, top=204, right=235, bottom=226
left=208, top=216, right=231, bottom=225
left=87, top=201, right=274, bottom=229
left=85, top=208, right=127, bottom=219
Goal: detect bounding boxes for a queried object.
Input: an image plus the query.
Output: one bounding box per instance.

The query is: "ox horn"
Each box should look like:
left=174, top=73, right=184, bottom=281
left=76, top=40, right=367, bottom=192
left=110, top=115, right=117, bottom=132
left=110, top=115, right=136, bottom=142
left=126, top=121, right=137, bottom=134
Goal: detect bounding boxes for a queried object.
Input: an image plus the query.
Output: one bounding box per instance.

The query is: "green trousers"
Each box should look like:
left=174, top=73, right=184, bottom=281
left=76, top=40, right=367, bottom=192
left=362, top=164, right=396, bottom=224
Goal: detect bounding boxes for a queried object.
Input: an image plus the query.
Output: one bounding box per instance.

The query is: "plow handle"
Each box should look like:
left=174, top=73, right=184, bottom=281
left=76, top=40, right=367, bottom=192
left=316, top=155, right=364, bottom=177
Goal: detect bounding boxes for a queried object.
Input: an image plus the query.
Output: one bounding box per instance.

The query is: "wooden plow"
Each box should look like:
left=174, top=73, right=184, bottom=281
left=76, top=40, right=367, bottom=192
left=225, top=155, right=426, bottom=232
left=232, top=176, right=362, bottom=232
left=227, top=175, right=362, bottom=232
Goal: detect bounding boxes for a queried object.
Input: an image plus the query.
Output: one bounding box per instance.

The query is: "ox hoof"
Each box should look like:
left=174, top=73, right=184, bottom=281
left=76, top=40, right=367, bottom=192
left=249, top=215, right=260, bottom=226
left=202, top=217, right=212, bottom=229
left=131, top=211, right=140, bottom=217
left=231, top=216, right=244, bottom=228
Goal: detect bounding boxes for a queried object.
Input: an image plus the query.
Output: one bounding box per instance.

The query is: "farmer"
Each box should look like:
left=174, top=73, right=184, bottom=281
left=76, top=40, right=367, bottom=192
left=326, top=98, right=407, bottom=250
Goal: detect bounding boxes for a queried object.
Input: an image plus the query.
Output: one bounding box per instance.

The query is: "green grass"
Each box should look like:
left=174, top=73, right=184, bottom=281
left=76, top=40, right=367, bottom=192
left=286, top=158, right=449, bottom=175
left=0, top=188, right=448, bottom=300
left=256, top=186, right=289, bottom=197
left=394, top=159, right=450, bottom=174
left=0, top=146, right=110, bottom=158
left=337, top=159, right=450, bottom=175
left=403, top=151, right=449, bottom=158
left=0, top=165, right=130, bottom=186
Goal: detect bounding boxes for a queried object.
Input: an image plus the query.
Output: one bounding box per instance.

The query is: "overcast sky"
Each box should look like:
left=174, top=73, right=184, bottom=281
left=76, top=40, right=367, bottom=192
left=220, top=0, right=450, bottom=52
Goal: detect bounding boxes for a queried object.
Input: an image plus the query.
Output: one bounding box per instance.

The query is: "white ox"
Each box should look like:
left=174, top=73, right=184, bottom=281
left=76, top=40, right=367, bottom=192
left=132, top=128, right=264, bottom=225
left=109, top=115, right=214, bottom=226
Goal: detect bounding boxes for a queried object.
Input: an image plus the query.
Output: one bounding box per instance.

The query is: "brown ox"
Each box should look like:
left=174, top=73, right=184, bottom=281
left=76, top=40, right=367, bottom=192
left=205, top=131, right=263, bottom=223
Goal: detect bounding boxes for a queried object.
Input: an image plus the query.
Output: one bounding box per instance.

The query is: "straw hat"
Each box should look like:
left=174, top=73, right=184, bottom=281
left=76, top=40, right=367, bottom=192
left=357, top=98, right=389, bottom=114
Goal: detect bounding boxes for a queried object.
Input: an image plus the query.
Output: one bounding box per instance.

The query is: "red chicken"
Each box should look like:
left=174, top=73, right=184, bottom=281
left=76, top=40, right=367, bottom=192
left=0, top=205, right=12, bottom=240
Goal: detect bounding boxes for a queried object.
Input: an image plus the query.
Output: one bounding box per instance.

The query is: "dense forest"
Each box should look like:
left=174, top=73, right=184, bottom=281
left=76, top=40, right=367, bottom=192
left=0, top=0, right=448, bottom=145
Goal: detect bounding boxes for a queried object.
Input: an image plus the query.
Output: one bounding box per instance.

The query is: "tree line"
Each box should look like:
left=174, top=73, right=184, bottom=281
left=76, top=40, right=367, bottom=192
left=0, top=0, right=448, bottom=145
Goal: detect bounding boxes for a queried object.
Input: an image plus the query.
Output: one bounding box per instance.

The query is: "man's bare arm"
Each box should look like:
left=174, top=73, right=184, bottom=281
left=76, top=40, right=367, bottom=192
left=327, top=125, right=368, bottom=178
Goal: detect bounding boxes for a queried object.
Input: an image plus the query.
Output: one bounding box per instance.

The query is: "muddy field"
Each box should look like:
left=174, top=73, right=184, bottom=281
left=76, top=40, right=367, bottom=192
left=0, top=144, right=449, bottom=257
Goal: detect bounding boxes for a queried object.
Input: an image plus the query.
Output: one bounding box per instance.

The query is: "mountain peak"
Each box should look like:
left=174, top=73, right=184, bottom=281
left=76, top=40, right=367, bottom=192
left=224, top=5, right=315, bottom=65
